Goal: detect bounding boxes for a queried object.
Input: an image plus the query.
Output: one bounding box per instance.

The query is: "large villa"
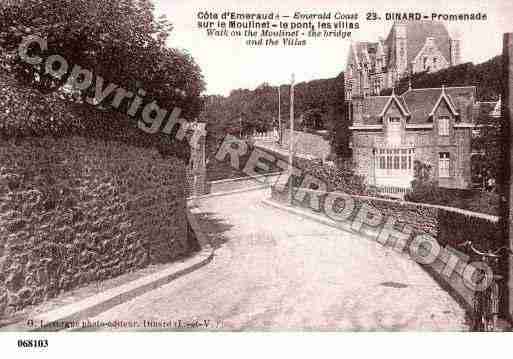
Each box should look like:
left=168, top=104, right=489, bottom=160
left=345, top=21, right=499, bottom=189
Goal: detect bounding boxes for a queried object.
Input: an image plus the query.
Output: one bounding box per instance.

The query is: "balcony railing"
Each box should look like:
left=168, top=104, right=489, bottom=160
left=369, top=185, right=413, bottom=200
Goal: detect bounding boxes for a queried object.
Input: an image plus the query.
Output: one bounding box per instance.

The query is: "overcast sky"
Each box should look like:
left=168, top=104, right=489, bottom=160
left=154, top=0, right=513, bottom=96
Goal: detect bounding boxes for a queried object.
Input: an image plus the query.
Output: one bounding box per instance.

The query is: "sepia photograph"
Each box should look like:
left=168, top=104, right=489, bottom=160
left=0, top=0, right=512, bottom=357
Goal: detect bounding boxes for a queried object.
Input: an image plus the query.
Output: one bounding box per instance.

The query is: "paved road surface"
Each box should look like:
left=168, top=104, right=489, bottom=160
left=84, top=189, right=468, bottom=331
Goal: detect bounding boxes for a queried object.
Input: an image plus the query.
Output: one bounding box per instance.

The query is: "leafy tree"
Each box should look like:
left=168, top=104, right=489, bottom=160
left=0, top=0, right=204, bottom=119
left=200, top=73, right=349, bottom=159
left=381, top=56, right=503, bottom=102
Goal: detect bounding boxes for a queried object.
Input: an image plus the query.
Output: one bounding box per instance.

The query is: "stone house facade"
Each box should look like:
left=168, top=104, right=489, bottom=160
left=349, top=85, right=479, bottom=189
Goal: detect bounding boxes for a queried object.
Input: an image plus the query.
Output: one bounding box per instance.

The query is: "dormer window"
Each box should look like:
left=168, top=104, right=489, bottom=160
left=438, top=116, right=450, bottom=136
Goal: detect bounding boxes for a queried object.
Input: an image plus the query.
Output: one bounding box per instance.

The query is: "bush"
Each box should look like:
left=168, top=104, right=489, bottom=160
left=405, top=160, right=500, bottom=216
left=438, top=209, right=504, bottom=253
left=291, top=157, right=367, bottom=195
left=207, top=141, right=283, bottom=181
left=405, top=182, right=500, bottom=216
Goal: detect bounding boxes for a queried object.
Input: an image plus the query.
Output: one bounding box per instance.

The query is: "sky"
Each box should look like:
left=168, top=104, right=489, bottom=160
left=154, top=0, right=513, bottom=96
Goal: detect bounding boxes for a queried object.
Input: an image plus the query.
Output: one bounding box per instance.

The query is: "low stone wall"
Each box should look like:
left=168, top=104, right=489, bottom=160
left=0, top=137, right=192, bottom=317
left=271, top=186, right=499, bottom=237
left=281, top=130, right=331, bottom=159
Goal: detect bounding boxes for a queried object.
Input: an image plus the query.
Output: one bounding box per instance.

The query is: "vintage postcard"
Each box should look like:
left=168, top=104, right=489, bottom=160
left=0, top=0, right=512, bottom=356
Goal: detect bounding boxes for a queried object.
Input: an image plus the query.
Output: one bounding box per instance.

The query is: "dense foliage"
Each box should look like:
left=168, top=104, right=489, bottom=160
left=201, top=73, right=349, bottom=159
left=0, top=0, right=205, bottom=122
left=207, top=140, right=283, bottom=181
left=291, top=157, right=367, bottom=195
left=381, top=56, right=503, bottom=101
left=0, top=0, right=205, bottom=160
left=438, top=210, right=504, bottom=254
left=405, top=161, right=501, bottom=216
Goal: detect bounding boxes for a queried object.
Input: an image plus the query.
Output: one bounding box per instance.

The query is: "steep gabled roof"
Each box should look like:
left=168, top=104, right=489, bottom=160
left=429, top=87, right=459, bottom=117
left=385, top=21, right=452, bottom=68
left=379, top=91, right=410, bottom=117
left=346, top=42, right=360, bottom=70
left=357, top=96, right=389, bottom=125
left=401, top=86, right=476, bottom=123
left=349, top=41, right=381, bottom=68
left=402, top=88, right=444, bottom=123
left=356, top=94, right=411, bottom=125
left=364, top=96, right=390, bottom=118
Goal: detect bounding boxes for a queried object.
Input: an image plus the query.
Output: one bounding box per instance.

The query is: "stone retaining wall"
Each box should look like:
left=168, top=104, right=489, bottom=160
left=0, top=137, right=191, bottom=317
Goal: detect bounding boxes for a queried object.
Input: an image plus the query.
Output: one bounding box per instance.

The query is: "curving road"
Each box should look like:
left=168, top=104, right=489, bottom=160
left=84, top=189, right=468, bottom=331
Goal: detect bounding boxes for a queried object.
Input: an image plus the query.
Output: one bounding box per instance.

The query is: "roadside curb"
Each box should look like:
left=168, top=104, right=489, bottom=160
left=261, top=199, right=354, bottom=233
left=3, top=206, right=214, bottom=332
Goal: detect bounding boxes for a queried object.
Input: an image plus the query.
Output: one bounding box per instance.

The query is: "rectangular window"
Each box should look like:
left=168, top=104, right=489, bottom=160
left=388, top=118, right=401, bottom=145
left=439, top=152, right=450, bottom=178
left=438, top=116, right=450, bottom=136
left=379, top=156, right=386, bottom=169
left=376, top=148, right=414, bottom=172
left=401, top=156, right=407, bottom=169
left=394, top=156, right=400, bottom=169
left=400, top=149, right=407, bottom=169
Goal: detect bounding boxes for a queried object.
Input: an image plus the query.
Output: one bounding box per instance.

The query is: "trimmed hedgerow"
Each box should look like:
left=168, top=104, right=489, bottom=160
left=0, top=72, right=191, bottom=162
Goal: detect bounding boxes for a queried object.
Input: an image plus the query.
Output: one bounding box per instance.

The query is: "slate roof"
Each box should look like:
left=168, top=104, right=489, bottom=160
left=350, top=41, right=380, bottom=67
left=378, top=93, right=410, bottom=117
left=360, top=96, right=389, bottom=124
left=356, top=86, right=477, bottom=125
left=402, top=86, right=475, bottom=123
left=385, top=21, right=452, bottom=68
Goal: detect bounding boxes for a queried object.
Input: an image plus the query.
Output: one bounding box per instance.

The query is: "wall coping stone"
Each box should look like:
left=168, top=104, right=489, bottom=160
left=209, top=172, right=282, bottom=185
left=272, top=185, right=500, bottom=223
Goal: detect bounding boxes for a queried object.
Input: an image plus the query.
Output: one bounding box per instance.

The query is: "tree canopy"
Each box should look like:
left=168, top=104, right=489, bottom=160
left=200, top=73, right=348, bottom=158
left=0, top=0, right=205, bottom=119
